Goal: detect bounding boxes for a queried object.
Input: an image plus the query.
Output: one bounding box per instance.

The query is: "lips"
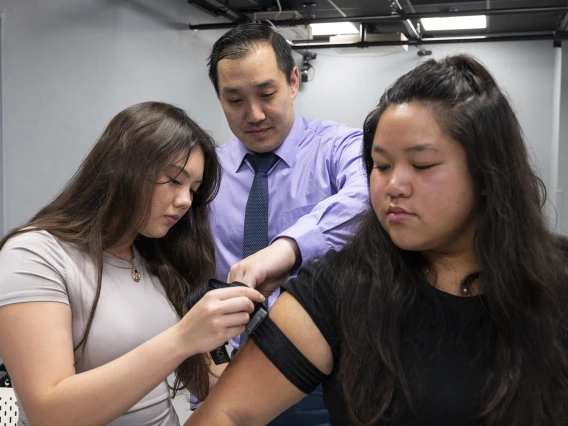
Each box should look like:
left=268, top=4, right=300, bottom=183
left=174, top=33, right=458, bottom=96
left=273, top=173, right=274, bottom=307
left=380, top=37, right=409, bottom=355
left=164, top=215, right=181, bottom=226
left=245, top=127, right=271, bottom=138
left=387, top=205, right=411, bottom=215
left=386, top=205, right=415, bottom=222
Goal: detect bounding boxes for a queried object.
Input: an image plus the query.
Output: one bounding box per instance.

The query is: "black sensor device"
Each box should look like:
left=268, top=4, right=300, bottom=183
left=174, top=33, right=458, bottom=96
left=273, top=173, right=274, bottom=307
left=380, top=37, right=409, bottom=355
left=185, top=278, right=268, bottom=364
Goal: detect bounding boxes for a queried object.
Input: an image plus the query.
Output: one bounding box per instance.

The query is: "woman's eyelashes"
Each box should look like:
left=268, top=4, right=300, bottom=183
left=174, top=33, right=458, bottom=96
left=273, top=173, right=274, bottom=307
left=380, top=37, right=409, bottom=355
left=413, top=164, right=437, bottom=170
left=164, top=173, right=201, bottom=198
left=373, top=164, right=390, bottom=172
left=373, top=163, right=438, bottom=172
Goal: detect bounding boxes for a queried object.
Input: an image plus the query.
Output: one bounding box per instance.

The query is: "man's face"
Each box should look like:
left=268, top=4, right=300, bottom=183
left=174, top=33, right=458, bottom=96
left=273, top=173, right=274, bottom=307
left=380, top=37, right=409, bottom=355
left=217, top=43, right=299, bottom=153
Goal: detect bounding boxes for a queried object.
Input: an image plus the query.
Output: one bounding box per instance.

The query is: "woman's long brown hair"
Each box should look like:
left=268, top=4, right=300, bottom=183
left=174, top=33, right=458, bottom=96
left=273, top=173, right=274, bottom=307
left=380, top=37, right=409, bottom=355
left=0, top=102, right=221, bottom=400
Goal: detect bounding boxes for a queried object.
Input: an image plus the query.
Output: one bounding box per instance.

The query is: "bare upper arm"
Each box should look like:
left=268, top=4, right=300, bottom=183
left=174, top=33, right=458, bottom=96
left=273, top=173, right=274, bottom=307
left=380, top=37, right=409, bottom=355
left=0, top=302, right=75, bottom=411
left=267, top=291, right=333, bottom=375
left=185, top=291, right=333, bottom=426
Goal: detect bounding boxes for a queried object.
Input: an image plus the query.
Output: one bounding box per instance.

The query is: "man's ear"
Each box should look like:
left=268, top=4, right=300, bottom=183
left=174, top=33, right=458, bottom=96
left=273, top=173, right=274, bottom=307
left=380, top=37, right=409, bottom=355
left=290, top=67, right=299, bottom=100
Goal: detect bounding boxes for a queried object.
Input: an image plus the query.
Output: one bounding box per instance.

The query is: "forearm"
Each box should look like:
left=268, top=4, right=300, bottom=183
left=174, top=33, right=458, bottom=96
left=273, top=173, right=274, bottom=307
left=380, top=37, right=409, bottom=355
left=1, top=285, right=263, bottom=426
left=28, top=326, right=187, bottom=426
left=185, top=294, right=332, bottom=426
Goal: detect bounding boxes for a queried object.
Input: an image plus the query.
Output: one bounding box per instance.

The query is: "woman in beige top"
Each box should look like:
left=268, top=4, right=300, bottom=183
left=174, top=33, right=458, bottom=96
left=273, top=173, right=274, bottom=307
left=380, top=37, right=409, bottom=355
left=0, top=102, right=264, bottom=425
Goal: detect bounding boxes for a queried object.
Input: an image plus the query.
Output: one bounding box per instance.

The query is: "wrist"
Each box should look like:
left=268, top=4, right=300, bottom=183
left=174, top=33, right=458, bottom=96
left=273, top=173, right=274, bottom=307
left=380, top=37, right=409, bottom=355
left=275, top=237, right=301, bottom=271
left=165, top=323, right=195, bottom=363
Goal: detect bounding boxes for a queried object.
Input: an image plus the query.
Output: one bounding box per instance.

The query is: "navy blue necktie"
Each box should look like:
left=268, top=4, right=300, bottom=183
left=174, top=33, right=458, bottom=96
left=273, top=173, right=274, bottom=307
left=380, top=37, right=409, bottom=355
left=242, top=152, right=280, bottom=258
left=240, top=152, right=279, bottom=346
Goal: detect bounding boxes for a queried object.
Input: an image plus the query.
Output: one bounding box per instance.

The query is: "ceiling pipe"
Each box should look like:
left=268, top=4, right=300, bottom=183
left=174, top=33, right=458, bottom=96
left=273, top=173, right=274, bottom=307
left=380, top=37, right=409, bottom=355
left=549, top=40, right=562, bottom=228
left=289, top=31, right=568, bottom=49
left=189, top=5, right=568, bottom=30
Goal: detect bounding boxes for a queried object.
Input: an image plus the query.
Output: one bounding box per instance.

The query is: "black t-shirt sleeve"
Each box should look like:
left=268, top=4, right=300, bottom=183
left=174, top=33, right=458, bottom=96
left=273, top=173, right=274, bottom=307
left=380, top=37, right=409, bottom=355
left=281, top=250, right=341, bottom=360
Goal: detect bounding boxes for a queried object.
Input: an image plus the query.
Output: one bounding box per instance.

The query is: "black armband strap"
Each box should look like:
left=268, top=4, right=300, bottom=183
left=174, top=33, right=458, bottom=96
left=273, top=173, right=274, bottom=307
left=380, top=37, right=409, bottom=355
left=250, top=316, right=327, bottom=394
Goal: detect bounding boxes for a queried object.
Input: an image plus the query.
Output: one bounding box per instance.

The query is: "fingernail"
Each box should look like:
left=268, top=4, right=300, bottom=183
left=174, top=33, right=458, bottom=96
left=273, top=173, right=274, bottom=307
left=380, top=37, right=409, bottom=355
left=260, top=295, right=266, bottom=301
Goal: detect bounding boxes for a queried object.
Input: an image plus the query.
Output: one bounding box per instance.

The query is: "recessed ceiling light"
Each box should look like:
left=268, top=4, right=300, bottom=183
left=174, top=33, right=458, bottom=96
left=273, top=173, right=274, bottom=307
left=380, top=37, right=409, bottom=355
left=420, top=15, right=487, bottom=31
left=310, top=22, right=359, bottom=36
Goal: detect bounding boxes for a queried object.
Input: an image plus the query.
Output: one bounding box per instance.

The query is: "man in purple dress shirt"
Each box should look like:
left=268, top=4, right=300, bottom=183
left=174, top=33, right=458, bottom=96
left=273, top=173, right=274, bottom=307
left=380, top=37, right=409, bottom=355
left=205, top=23, right=368, bottom=425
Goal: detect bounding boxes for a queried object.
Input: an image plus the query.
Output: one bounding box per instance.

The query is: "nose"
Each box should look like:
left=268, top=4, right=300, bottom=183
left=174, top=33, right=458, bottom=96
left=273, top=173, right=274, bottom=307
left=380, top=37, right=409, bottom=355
left=246, top=101, right=265, bottom=124
left=385, top=167, right=412, bottom=199
left=174, top=189, right=193, bottom=210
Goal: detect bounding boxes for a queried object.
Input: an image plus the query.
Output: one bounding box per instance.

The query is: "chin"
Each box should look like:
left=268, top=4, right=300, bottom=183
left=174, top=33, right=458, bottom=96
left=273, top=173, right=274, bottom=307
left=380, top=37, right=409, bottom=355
left=139, top=227, right=170, bottom=239
left=388, top=233, right=429, bottom=252
left=242, top=138, right=280, bottom=153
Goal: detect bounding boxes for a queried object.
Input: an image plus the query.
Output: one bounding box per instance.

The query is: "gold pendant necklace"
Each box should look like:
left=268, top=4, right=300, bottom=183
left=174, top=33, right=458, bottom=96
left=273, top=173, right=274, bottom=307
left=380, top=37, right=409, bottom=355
left=131, top=259, right=141, bottom=282
left=107, top=246, right=141, bottom=282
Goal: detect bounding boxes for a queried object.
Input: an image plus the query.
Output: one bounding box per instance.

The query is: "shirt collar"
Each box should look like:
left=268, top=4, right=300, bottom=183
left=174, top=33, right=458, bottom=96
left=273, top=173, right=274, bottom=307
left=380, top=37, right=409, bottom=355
left=234, top=112, right=303, bottom=173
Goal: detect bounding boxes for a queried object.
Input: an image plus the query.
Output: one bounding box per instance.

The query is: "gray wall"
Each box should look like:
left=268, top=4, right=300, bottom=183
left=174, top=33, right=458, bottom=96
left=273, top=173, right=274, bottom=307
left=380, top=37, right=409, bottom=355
left=4, top=2, right=564, bottom=235
left=559, top=43, right=568, bottom=234
left=294, top=41, right=566, bottom=231
left=0, top=0, right=231, bottom=235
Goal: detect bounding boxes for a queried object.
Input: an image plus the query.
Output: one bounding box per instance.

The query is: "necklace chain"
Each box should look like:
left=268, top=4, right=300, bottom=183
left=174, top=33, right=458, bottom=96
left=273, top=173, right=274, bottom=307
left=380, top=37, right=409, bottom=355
left=106, top=246, right=141, bottom=282
left=424, top=267, right=470, bottom=297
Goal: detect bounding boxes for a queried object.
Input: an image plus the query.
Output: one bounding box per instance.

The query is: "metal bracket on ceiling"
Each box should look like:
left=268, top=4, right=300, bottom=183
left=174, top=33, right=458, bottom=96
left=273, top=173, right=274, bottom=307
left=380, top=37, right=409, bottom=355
left=558, top=12, right=568, bottom=32
left=300, top=51, right=317, bottom=82
left=389, top=0, right=431, bottom=56
left=555, top=12, right=568, bottom=48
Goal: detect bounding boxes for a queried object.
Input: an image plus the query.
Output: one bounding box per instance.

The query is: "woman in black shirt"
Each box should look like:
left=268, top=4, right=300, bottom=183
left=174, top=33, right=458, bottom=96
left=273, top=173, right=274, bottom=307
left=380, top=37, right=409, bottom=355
left=186, top=54, right=568, bottom=426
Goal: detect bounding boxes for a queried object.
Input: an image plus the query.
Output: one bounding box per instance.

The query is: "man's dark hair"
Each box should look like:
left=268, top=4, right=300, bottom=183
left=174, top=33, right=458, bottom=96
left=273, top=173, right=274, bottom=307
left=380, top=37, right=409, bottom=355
left=208, top=23, right=295, bottom=95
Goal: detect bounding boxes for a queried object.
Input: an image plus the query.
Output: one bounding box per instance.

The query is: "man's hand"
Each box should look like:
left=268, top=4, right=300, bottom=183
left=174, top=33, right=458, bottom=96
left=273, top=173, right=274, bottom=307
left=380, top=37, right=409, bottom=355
left=227, top=237, right=300, bottom=298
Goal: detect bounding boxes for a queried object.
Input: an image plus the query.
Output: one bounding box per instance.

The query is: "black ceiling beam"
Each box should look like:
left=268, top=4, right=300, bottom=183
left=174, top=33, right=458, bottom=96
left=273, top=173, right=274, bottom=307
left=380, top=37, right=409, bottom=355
left=188, top=0, right=249, bottom=23
left=289, top=31, right=568, bottom=49
left=189, top=5, right=568, bottom=30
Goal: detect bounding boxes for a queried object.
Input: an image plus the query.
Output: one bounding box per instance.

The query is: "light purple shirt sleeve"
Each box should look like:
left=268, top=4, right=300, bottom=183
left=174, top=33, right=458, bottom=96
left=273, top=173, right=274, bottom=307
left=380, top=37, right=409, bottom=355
left=273, top=128, right=368, bottom=264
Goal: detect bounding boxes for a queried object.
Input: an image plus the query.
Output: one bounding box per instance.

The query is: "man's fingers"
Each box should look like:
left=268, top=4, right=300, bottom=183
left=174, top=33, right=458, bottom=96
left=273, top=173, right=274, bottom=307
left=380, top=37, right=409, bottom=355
left=256, top=274, right=289, bottom=294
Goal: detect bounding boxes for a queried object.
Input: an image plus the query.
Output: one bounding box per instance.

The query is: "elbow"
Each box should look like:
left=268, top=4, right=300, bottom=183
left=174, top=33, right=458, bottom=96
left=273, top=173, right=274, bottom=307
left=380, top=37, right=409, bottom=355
left=221, top=406, right=258, bottom=426
left=25, top=406, right=73, bottom=426
left=23, top=398, right=95, bottom=426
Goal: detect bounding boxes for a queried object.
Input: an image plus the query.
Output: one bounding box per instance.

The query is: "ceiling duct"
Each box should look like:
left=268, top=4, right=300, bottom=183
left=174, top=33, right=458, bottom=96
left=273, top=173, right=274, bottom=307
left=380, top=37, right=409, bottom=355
left=330, top=33, right=408, bottom=54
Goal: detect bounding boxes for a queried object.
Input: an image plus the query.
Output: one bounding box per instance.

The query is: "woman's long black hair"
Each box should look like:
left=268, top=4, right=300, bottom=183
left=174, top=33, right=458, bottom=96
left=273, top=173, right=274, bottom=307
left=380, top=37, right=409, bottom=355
left=332, top=55, right=568, bottom=425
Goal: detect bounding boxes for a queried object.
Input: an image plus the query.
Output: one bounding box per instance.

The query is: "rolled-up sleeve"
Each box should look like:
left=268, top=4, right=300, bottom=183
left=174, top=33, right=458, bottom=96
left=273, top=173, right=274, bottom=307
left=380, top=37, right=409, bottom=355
left=276, top=129, right=368, bottom=264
